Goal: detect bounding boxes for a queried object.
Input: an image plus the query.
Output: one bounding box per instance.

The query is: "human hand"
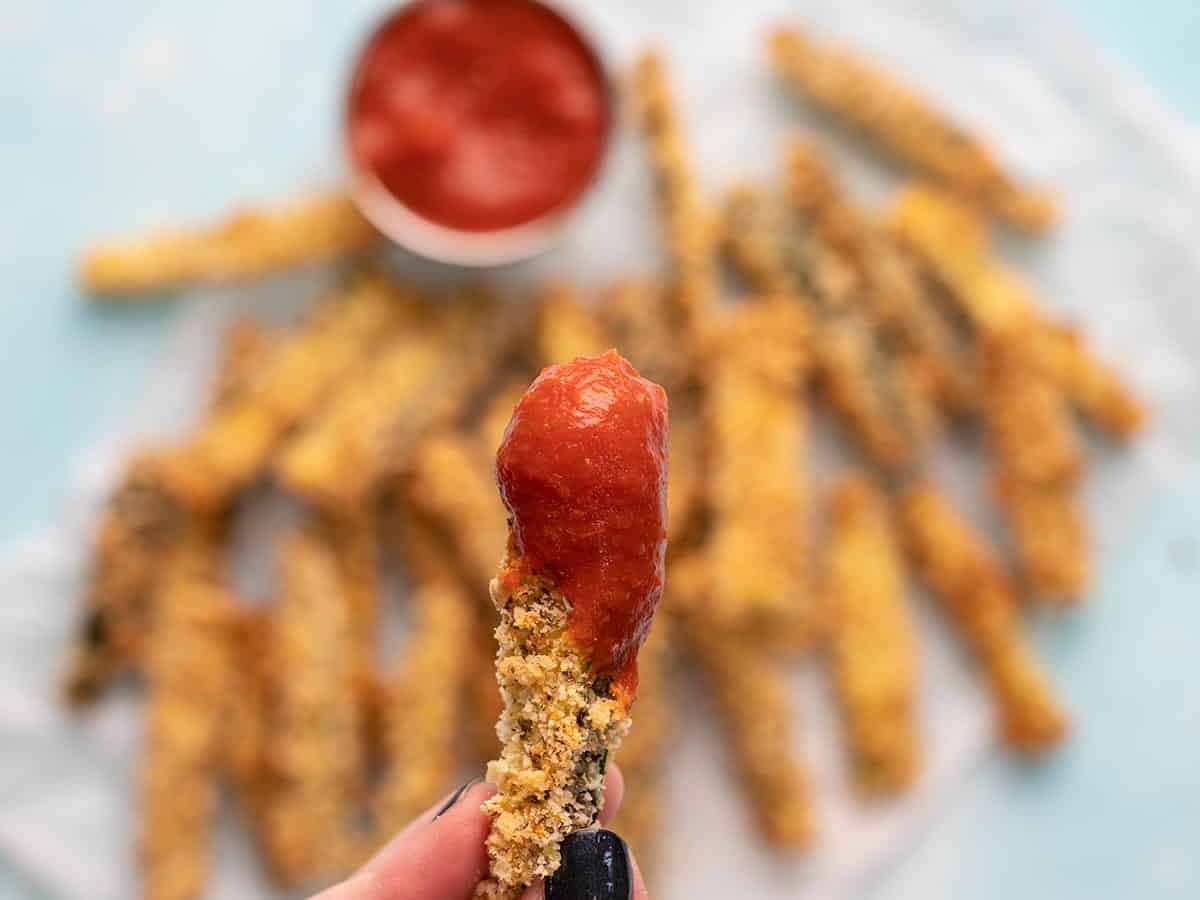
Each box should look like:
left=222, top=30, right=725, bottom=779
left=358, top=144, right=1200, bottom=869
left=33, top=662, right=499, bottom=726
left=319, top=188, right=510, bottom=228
left=314, top=764, right=648, bottom=900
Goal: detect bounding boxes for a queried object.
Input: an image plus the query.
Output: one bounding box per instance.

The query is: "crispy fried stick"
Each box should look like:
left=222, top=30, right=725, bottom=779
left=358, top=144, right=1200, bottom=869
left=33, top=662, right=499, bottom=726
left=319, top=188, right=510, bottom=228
left=324, top=509, right=381, bottom=693
left=673, top=557, right=813, bottom=848
left=138, top=526, right=233, bottom=900
left=824, top=474, right=919, bottom=796
left=374, top=525, right=475, bottom=835
left=767, top=26, right=1057, bottom=233
left=785, top=140, right=976, bottom=418
left=62, top=316, right=268, bottom=706
left=702, top=301, right=817, bottom=647
left=631, top=50, right=719, bottom=337
left=172, top=273, right=408, bottom=512
left=277, top=289, right=520, bottom=513
left=222, top=609, right=272, bottom=838
left=886, top=185, right=1146, bottom=438
left=80, top=192, right=378, bottom=298
left=533, top=280, right=609, bottom=365
left=896, top=481, right=1068, bottom=751
left=260, top=529, right=365, bottom=886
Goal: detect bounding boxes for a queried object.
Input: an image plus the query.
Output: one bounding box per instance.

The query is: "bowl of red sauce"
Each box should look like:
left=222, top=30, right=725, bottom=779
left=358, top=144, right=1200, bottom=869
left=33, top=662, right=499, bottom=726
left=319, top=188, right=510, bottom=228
left=345, top=0, right=613, bottom=266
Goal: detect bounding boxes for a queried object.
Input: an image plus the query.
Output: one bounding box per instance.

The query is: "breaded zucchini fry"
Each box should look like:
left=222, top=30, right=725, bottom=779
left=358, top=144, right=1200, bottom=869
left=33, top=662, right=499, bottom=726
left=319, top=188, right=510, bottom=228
left=631, top=50, right=719, bottom=336
left=533, top=280, right=609, bottom=365
left=374, top=527, right=474, bottom=835
left=222, top=610, right=272, bottom=835
left=175, top=273, right=407, bottom=511
left=887, top=185, right=1145, bottom=438
left=702, top=302, right=817, bottom=646
left=824, top=475, right=918, bottom=796
left=260, top=529, right=365, bottom=886
left=324, top=509, right=381, bottom=691
left=62, top=451, right=186, bottom=705
left=477, top=353, right=668, bottom=899
left=982, top=336, right=1088, bottom=600
left=277, top=289, right=520, bottom=513
left=138, top=527, right=232, bottom=900
left=80, top=192, right=378, bottom=297
left=673, top=553, right=812, bottom=848
left=896, top=482, right=1068, bottom=751
left=767, top=26, right=1057, bottom=233
left=786, top=140, right=975, bottom=418
left=209, top=318, right=272, bottom=410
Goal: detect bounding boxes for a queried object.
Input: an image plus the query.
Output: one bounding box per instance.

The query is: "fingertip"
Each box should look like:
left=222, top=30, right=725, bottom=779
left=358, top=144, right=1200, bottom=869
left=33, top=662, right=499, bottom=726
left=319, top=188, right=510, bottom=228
left=598, top=763, right=625, bottom=826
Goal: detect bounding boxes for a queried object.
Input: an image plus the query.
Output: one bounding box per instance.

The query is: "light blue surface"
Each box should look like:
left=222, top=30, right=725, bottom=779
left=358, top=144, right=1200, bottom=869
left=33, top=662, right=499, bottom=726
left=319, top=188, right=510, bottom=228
left=0, top=2, right=1197, bottom=898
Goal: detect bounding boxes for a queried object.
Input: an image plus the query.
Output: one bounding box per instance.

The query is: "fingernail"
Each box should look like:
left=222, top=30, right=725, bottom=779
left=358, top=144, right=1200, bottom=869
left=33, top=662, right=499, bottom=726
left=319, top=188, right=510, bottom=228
left=545, top=829, right=632, bottom=900
left=432, top=777, right=482, bottom=821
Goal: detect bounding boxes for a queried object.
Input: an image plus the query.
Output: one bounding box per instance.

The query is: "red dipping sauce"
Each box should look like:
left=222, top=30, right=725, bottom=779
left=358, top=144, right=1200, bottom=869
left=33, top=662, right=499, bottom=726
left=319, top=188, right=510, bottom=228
left=347, top=0, right=610, bottom=234
left=496, top=351, right=669, bottom=702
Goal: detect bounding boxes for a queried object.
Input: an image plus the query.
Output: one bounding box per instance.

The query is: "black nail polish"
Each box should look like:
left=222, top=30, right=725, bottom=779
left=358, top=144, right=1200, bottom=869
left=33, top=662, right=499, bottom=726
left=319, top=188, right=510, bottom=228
left=432, top=777, right=482, bottom=821
left=545, top=829, right=632, bottom=900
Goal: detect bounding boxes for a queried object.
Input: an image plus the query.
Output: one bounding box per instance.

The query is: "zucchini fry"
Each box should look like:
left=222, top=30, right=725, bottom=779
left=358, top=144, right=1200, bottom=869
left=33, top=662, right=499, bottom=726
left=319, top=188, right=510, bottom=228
left=673, top=553, right=813, bottom=849
left=887, top=185, right=1145, bottom=438
left=374, top=526, right=475, bottom=835
left=982, top=336, right=1088, bottom=600
left=824, top=474, right=918, bottom=796
left=139, top=526, right=233, bottom=900
left=533, top=280, right=609, bottom=365
left=786, top=140, right=975, bottom=418
left=631, top=50, right=719, bottom=336
left=223, top=610, right=272, bottom=837
left=325, top=509, right=381, bottom=692
left=896, top=481, right=1068, bottom=751
left=277, top=289, right=519, bottom=513
left=702, top=302, right=817, bottom=646
left=80, top=192, right=378, bottom=298
left=176, top=273, right=408, bottom=511
left=767, top=26, right=1057, bottom=233
left=260, top=529, right=365, bottom=886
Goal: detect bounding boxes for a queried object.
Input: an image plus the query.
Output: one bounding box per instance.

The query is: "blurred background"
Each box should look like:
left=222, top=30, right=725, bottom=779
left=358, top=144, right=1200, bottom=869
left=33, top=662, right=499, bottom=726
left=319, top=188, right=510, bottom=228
left=2, top=1, right=1200, bottom=899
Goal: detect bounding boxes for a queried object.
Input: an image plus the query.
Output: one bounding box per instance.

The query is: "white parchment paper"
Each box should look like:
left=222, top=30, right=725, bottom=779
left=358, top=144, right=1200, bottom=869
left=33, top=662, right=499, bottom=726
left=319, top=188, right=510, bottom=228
left=3, top=1, right=1200, bottom=898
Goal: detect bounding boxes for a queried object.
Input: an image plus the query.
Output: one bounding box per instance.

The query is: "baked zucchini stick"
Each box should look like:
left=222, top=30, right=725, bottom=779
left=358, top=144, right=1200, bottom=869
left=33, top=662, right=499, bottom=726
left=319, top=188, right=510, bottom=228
left=222, top=610, right=272, bottom=837
left=671, top=550, right=812, bottom=849
left=324, top=509, right=381, bottom=692
left=786, top=140, right=975, bottom=418
left=277, top=290, right=520, bottom=513
left=767, top=26, right=1057, bottom=233
left=631, top=50, right=719, bottom=336
left=208, top=318, right=272, bottom=410
left=533, top=280, right=609, bottom=365
left=825, top=474, right=919, bottom=796
left=374, top=527, right=474, bottom=835
left=175, top=273, right=406, bottom=512
left=887, top=185, right=1145, bottom=438
left=261, top=530, right=365, bottom=887
left=982, top=336, right=1088, bottom=601
left=896, top=481, right=1068, bottom=751
left=138, top=528, right=233, bottom=900
left=702, top=302, right=817, bottom=646
left=80, top=192, right=378, bottom=298
left=476, top=352, right=668, bottom=899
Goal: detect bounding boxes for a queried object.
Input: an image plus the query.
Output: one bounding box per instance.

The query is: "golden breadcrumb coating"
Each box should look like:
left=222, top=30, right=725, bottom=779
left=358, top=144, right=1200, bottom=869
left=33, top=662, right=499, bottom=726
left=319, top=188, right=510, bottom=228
left=222, top=610, right=272, bottom=837
left=476, top=563, right=630, bottom=899
left=324, top=510, right=381, bottom=691
left=896, top=482, right=1068, bottom=751
left=80, top=192, right=378, bottom=297
left=824, top=474, right=919, bottom=796
left=671, top=557, right=814, bottom=848
left=993, top=473, right=1089, bottom=601
left=209, top=318, right=272, bottom=410
left=260, top=530, right=365, bottom=887
left=702, top=302, right=818, bottom=648
left=768, top=26, right=1057, bottom=233
left=138, top=527, right=232, bottom=900
left=631, top=50, right=719, bottom=336
left=887, top=184, right=1145, bottom=438
left=174, top=273, right=407, bottom=511
left=534, top=280, right=610, bottom=365
left=785, top=140, right=975, bottom=418
left=375, top=530, right=474, bottom=835
left=722, top=184, right=796, bottom=298
left=62, top=451, right=187, bottom=705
